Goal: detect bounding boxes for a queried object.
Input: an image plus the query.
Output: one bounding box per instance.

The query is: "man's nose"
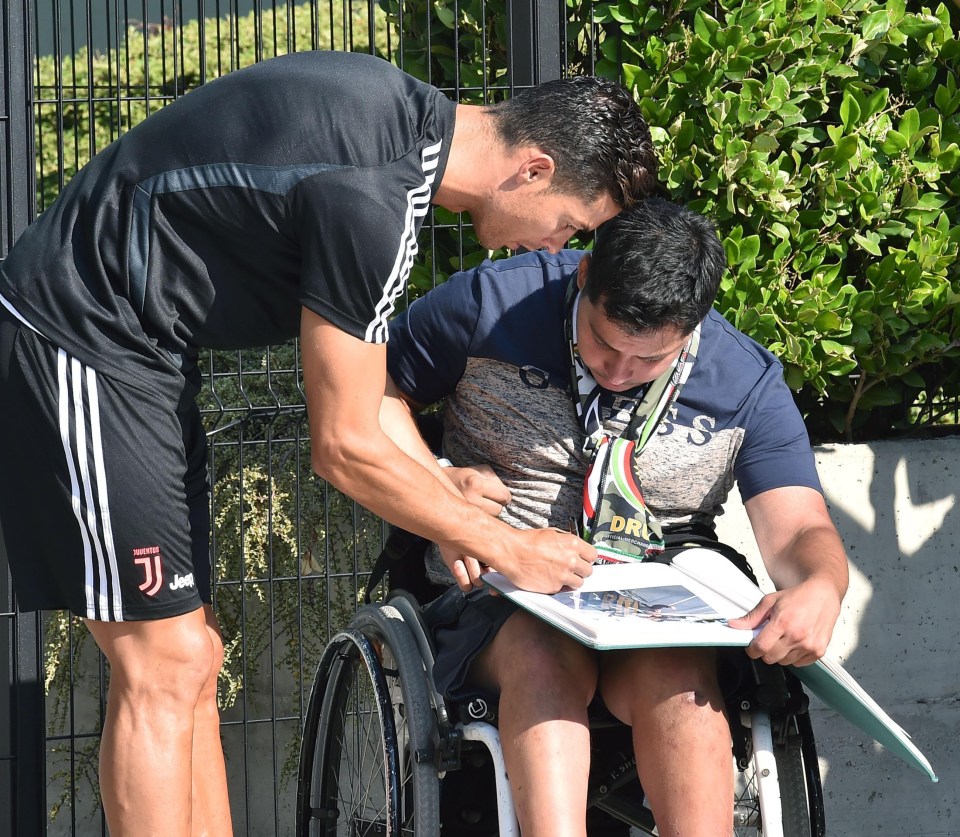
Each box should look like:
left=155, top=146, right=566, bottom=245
left=602, top=356, right=633, bottom=386
left=543, top=231, right=572, bottom=253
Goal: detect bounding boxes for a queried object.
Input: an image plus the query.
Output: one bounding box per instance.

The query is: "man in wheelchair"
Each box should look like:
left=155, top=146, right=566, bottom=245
left=379, top=198, right=849, bottom=836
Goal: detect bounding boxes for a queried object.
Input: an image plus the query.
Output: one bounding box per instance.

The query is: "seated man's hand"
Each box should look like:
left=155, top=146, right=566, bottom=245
left=439, top=543, right=489, bottom=592
left=728, top=576, right=843, bottom=667
left=436, top=464, right=511, bottom=592
left=446, top=464, right=512, bottom=517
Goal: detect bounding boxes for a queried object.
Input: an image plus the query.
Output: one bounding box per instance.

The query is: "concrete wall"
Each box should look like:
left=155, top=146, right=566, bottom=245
left=715, top=437, right=959, bottom=837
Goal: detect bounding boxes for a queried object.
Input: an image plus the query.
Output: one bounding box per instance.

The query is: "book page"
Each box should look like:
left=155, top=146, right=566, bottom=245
left=483, top=562, right=755, bottom=649
left=665, top=547, right=765, bottom=611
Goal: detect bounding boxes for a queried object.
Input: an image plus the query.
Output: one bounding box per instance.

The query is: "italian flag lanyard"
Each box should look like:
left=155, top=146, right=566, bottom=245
left=566, top=283, right=700, bottom=561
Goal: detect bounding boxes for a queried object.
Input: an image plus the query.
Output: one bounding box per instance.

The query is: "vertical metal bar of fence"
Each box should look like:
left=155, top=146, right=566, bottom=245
left=507, top=0, right=561, bottom=86
left=2, top=533, right=45, bottom=837
left=2, top=0, right=44, bottom=827
left=0, top=530, right=14, bottom=837
left=2, top=0, right=35, bottom=250
left=14, top=609, right=45, bottom=836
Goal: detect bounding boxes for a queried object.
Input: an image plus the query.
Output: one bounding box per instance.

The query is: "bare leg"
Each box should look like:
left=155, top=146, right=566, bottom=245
left=85, top=605, right=232, bottom=836
left=190, top=605, right=233, bottom=837
left=470, top=609, right=598, bottom=837
left=600, top=647, right=733, bottom=837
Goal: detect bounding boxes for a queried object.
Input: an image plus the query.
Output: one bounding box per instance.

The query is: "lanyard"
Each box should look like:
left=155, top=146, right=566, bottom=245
left=566, top=281, right=700, bottom=558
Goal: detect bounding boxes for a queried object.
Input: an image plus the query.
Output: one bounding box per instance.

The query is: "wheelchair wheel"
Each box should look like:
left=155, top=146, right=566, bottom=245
left=297, top=604, right=440, bottom=836
left=734, top=710, right=815, bottom=837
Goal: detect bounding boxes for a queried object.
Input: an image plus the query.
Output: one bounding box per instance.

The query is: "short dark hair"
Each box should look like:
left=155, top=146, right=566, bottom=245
left=583, top=198, right=726, bottom=334
left=487, top=77, right=658, bottom=208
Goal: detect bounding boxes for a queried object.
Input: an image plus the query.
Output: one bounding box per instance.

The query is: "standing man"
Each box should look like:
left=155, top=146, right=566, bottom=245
left=0, top=51, right=657, bottom=835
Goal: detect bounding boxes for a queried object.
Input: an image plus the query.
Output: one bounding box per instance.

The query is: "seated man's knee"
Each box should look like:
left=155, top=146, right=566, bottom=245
left=599, top=647, right=724, bottom=723
left=477, top=610, right=598, bottom=704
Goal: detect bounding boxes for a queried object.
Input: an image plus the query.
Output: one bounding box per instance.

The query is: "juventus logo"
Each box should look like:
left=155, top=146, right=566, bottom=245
left=133, top=549, right=164, bottom=596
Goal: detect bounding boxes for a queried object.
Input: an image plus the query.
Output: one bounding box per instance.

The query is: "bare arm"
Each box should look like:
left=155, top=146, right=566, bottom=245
left=301, top=307, right=596, bottom=592
left=381, top=377, right=513, bottom=517
left=379, top=376, right=446, bottom=476
left=728, top=485, right=849, bottom=667
left=380, top=376, right=511, bottom=586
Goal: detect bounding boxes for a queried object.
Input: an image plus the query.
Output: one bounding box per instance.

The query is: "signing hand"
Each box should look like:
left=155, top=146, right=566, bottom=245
left=495, top=527, right=598, bottom=594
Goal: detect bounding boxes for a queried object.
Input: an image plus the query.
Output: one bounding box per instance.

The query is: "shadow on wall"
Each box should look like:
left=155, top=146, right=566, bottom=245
left=718, top=438, right=958, bottom=837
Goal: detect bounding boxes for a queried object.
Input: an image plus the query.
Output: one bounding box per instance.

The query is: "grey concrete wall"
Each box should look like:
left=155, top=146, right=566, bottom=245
left=715, top=438, right=959, bottom=836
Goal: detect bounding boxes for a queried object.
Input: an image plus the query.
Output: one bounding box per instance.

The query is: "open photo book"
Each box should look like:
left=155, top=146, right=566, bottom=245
left=483, top=546, right=937, bottom=782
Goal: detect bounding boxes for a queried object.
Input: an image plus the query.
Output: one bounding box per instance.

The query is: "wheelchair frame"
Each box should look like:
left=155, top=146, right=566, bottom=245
left=296, top=591, right=825, bottom=837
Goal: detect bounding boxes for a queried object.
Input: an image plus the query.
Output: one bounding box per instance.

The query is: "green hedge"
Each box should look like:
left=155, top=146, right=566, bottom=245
left=590, top=0, right=960, bottom=440
left=33, top=0, right=960, bottom=441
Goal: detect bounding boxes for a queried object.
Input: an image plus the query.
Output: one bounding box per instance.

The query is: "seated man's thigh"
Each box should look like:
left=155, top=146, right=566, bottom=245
left=598, top=646, right=725, bottom=723
left=470, top=608, right=599, bottom=700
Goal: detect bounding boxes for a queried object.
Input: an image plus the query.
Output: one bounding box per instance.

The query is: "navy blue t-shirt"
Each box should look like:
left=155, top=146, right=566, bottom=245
left=388, top=250, right=821, bottom=567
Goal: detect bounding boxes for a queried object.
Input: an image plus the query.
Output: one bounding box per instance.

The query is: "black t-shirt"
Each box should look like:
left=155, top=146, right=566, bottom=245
left=0, top=51, right=455, bottom=387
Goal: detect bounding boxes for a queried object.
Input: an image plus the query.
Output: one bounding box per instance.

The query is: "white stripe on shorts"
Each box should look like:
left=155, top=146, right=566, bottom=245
left=56, top=350, right=124, bottom=621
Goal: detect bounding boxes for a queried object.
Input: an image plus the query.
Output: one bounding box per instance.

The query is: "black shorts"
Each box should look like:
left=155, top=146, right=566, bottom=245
left=423, top=538, right=758, bottom=704
left=0, top=302, right=210, bottom=620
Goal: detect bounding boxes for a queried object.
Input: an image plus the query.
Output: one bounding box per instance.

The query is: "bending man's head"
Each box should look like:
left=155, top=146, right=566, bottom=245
left=487, top=77, right=659, bottom=210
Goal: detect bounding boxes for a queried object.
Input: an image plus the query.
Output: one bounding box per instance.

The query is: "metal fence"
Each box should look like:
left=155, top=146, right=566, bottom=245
left=0, top=0, right=590, bottom=832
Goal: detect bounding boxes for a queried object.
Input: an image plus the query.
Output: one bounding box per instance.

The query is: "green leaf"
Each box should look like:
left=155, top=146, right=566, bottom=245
left=621, top=64, right=648, bottom=91
left=693, top=9, right=721, bottom=43
left=433, top=3, right=455, bottom=29
left=769, top=222, right=791, bottom=241
left=853, top=233, right=883, bottom=256
left=901, top=370, right=927, bottom=388
left=834, top=135, right=860, bottom=162
left=915, top=192, right=949, bottom=209
left=935, top=84, right=960, bottom=117
left=674, top=119, right=696, bottom=150
left=899, top=108, right=920, bottom=142
left=738, top=235, right=761, bottom=264
left=840, top=92, right=862, bottom=131
left=881, top=129, right=908, bottom=154
left=937, top=144, right=960, bottom=172
left=815, top=311, right=844, bottom=332
left=897, top=14, right=942, bottom=39
left=861, top=9, right=890, bottom=40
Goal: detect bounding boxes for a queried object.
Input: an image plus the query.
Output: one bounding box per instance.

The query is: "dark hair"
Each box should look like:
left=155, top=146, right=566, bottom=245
left=487, top=77, right=658, bottom=208
left=583, top=198, right=726, bottom=334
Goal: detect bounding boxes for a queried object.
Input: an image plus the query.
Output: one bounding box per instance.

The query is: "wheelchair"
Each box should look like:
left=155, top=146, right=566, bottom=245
left=296, top=530, right=826, bottom=837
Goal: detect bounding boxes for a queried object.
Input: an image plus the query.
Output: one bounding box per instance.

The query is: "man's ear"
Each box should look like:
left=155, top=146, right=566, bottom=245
left=577, top=254, right=591, bottom=291
left=517, top=151, right=556, bottom=186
